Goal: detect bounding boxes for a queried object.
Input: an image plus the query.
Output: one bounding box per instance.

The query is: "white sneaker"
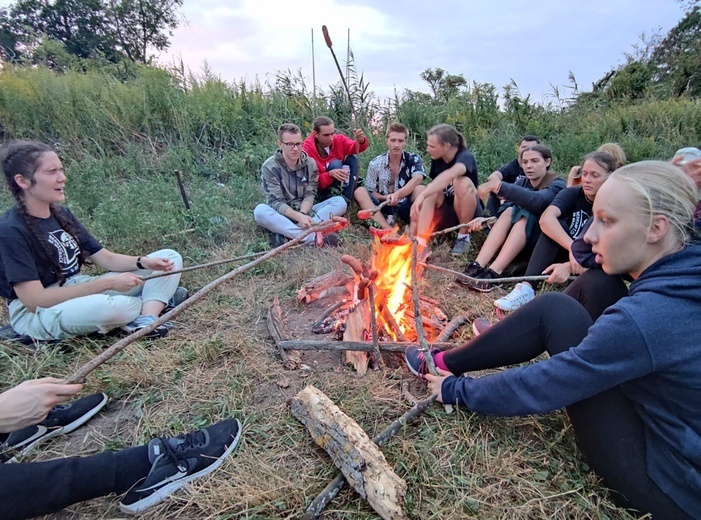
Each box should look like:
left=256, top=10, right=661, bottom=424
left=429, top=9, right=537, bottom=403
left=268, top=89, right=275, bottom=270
left=494, top=282, right=535, bottom=312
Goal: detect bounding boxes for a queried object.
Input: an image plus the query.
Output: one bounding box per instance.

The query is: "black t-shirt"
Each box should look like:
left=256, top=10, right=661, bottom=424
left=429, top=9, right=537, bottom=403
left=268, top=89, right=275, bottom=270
left=429, top=149, right=479, bottom=191
left=498, top=158, right=523, bottom=184
left=0, top=206, right=103, bottom=300
left=549, top=186, right=592, bottom=239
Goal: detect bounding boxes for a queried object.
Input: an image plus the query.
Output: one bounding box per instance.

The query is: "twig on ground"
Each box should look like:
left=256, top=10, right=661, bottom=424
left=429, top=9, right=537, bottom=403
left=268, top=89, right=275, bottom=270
left=65, top=219, right=341, bottom=384
left=401, top=381, right=419, bottom=406
left=268, top=296, right=301, bottom=369
left=438, top=313, right=472, bottom=342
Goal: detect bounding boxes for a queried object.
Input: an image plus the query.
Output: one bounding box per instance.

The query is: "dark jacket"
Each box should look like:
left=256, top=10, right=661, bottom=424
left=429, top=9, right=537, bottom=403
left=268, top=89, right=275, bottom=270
left=442, top=244, right=701, bottom=516
left=260, top=150, right=318, bottom=215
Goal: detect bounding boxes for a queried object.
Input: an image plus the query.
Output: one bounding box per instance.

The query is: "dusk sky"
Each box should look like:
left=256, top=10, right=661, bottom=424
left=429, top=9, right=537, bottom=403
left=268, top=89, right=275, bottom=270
left=1, top=0, right=687, bottom=103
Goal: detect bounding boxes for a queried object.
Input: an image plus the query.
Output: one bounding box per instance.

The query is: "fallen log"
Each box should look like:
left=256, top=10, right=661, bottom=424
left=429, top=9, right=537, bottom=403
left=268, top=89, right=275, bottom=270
left=276, top=340, right=455, bottom=353
left=301, top=392, right=438, bottom=520
left=291, top=386, right=408, bottom=520
left=296, top=270, right=353, bottom=303
left=267, top=296, right=301, bottom=370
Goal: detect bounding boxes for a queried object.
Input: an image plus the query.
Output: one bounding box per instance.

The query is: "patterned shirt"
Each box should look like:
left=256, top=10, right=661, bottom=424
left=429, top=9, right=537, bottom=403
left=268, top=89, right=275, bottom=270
left=365, top=151, right=426, bottom=203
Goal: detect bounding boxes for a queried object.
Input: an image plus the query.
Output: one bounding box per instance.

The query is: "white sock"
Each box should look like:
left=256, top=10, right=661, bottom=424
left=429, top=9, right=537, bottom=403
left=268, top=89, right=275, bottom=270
left=457, top=233, right=470, bottom=240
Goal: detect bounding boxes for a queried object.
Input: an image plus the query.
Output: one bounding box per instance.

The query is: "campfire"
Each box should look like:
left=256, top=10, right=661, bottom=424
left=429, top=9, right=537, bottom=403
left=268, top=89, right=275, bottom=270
left=296, top=227, right=463, bottom=374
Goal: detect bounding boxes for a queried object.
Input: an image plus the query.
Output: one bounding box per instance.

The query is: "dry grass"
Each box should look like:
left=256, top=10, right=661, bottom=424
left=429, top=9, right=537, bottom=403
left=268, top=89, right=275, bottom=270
left=0, top=222, right=638, bottom=520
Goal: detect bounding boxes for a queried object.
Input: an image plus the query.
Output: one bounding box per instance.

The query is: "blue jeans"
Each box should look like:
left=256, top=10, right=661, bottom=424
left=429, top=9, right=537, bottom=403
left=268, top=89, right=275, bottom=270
left=319, top=155, right=359, bottom=201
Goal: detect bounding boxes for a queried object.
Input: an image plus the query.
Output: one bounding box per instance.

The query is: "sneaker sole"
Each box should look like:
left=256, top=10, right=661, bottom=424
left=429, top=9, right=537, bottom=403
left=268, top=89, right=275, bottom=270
left=118, top=419, right=243, bottom=515
left=9, top=393, right=109, bottom=462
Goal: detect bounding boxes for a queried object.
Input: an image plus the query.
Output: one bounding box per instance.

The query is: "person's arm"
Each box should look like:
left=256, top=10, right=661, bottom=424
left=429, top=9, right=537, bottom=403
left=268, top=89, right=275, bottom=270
left=497, top=178, right=566, bottom=215
left=89, top=249, right=173, bottom=273
left=439, top=308, right=651, bottom=415
left=300, top=159, right=318, bottom=215
left=392, top=174, right=424, bottom=201
left=567, top=165, right=582, bottom=187
left=364, top=158, right=381, bottom=196
left=539, top=206, right=573, bottom=250
left=0, top=378, right=83, bottom=433
left=421, top=162, right=467, bottom=199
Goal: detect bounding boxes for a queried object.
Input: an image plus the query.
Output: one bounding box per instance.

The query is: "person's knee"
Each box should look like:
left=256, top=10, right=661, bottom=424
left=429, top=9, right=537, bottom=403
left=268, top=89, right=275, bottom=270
left=453, top=177, right=477, bottom=197
left=253, top=204, right=273, bottom=225
left=328, top=159, right=343, bottom=170
left=354, top=186, right=369, bottom=201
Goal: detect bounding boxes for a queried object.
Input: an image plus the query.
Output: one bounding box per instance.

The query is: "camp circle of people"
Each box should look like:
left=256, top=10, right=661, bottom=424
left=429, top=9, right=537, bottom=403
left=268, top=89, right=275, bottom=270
left=0, top=120, right=700, bottom=519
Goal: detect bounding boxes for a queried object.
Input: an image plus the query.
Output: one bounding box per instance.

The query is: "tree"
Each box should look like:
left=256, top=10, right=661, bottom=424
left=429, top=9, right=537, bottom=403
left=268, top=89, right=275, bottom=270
left=2, top=0, right=182, bottom=65
left=420, top=68, right=467, bottom=101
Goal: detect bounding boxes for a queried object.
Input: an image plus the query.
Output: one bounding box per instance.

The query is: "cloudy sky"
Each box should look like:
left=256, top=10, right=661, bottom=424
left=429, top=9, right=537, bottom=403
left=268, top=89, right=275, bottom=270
left=1, top=0, right=687, bottom=102
left=159, top=0, right=686, bottom=103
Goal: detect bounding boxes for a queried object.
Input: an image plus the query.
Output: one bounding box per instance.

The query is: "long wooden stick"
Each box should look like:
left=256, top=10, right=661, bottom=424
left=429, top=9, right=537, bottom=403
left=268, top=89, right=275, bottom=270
left=277, top=340, right=455, bottom=353
left=420, top=262, right=576, bottom=285
left=65, top=219, right=342, bottom=384
left=140, top=247, right=302, bottom=281
left=367, top=283, right=385, bottom=369
left=406, top=229, right=437, bottom=376
left=430, top=217, right=496, bottom=237
left=301, top=393, right=438, bottom=520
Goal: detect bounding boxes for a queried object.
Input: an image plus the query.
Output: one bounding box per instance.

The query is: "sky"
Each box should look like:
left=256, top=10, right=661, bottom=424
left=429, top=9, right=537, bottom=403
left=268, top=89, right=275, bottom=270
left=0, top=0, right=688, bottom=103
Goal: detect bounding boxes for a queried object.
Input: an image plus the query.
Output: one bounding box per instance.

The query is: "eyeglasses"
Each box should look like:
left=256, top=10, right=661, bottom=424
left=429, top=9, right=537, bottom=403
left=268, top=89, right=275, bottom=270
left=281, top=142, right=304, bottom=149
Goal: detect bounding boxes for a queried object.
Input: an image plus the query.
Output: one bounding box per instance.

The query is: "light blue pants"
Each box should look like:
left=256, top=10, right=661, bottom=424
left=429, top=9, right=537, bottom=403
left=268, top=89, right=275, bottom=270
left=8, top=249, right=182, bottom=340
left=253, top=196, right=347, bottom=243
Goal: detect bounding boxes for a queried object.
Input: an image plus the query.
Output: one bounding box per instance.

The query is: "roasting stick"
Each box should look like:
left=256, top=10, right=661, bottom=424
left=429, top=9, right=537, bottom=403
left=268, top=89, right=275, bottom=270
left=429, top=216, right=497, bottom=237
left=420, top=262, right=576, bottom=285
left=65, top=218, right=348, bottom=384
left=357, top=200, right=390, bottom=220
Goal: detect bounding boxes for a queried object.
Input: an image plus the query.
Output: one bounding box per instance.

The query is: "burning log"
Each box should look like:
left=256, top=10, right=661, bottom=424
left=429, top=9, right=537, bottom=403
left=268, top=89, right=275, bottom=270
left=296, top=270, right=353, bottom=303
left=379, top=302, right=408, bottom=342
left=291, top=386, right=408, bottom=520
left=344, top=299, right=371, bottom=374
left=267, top=296, right=301, bottom=370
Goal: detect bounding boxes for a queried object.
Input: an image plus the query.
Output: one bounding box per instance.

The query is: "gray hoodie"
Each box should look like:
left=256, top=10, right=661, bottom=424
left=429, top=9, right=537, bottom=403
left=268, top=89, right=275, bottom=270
left=260, top=149, right=318, bottom=215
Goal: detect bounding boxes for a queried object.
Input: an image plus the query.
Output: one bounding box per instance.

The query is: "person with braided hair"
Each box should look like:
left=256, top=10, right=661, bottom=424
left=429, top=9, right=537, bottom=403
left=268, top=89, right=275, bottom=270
left=0, top=141, right=183, bottom=341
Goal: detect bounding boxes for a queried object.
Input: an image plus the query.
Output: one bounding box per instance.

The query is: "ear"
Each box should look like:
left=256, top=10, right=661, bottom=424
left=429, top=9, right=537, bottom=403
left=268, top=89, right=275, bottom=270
left=13, top=173, right=31, bottom=190
left=647, top=215, right=670, bottom=244
left=545, top=158, right=552, bottom=168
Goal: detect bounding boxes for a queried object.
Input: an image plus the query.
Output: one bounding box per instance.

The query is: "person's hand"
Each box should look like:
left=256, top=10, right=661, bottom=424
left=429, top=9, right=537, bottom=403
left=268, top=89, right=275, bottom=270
left=569, top=249, right=585, bottom=275
left=387, top=193, right=400, bottom=206
left=141, top=256, right=174, bottom=272
left=672, top=156, right=701, bottom=189
left=328, top=168, right=348, bottom=182
left=295, top=213, right=315, bottom=228
left=477, top=178, right=500, bottom=201
left=0, top=378, right=83, bottom=433
left=465, top=217, right=486, bottom=233
left=425, top=368, right=453, bottom=403
left=543, top=262, right=572, bottom=284
left=108, top=273, right=145, bottom=292
left=353, top=128, right=367, bottom=144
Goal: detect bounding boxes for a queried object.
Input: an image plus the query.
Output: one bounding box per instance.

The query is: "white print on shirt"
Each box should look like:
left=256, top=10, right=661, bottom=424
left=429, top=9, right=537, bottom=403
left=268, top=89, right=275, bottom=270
left=47, top=229, right=80, bottom=275
left=569, top=210, right=590, bottom=238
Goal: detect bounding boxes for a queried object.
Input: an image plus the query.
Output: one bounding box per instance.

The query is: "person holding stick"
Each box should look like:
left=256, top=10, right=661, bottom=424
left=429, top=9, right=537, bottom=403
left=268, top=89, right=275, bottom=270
left=254, top=123, right=346, bottom=247
left=354, top=122, right=427, bottom=230
left=0, top=141, right=183, bottom=341
left=0, top=377, right=242, bottom=518
left=406, top=161, right=701, bottom=519
left=303, top=116, right=369, bottom=202
left=410, top=124, right=481, bottom=255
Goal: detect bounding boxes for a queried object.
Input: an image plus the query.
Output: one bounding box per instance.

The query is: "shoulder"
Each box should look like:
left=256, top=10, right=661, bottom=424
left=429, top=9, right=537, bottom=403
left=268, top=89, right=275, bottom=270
left=261, top=155, right=278, bottom=169
left=457, top=149, right=476, bottom=161
left=369, top=153, right=386, bottom=167
left=0, top=207, right=27, bottom=233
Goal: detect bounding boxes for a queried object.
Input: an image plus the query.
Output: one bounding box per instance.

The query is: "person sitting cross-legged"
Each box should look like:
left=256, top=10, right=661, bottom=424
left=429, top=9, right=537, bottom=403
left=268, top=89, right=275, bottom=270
left=354, top=122, right=427, bottom=231
left=0, top=377, right=243, bottom=519
left=253, top=123, right=347, bottom=248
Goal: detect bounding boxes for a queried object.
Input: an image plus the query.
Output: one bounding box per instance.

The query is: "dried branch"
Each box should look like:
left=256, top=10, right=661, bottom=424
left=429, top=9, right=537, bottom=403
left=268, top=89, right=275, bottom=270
left=429, top=217, right=496, bottom=237
left=438, top=313, right=472, bottom=342
left=379, top=302, right=408, bottom=342
left=420, top=262, right=576, bottom=285
left=367, top=282, right=385, bottom=369
left=267, top=296, right=301, bottom=369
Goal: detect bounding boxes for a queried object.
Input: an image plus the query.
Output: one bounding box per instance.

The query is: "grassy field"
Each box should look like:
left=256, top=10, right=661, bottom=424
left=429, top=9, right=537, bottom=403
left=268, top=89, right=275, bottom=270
left=0, top=172, right=639, bottom=520
left=0, top=62, right=679, bottom=519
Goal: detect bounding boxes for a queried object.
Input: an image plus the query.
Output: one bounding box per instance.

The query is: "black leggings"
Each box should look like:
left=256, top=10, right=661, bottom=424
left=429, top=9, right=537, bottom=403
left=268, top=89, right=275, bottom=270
left=0, top=445, right=150, bottom=520
left=443, top=292, right=691, bottom=519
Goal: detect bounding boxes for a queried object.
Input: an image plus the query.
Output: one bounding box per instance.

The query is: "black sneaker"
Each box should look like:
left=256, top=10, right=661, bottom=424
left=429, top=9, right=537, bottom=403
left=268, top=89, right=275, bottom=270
left=455, top=261, right=484, bottom=286
left=268, top=232, right=289, bottom=248
left=465, top=267, right=501, bottom=293
left=164, top=287, right=189, bottom=312
left=0, top=393, right=108, bottom=462
left=404, top=346, right=441, bottom=380
left=119, top=418, right=242, bottom=515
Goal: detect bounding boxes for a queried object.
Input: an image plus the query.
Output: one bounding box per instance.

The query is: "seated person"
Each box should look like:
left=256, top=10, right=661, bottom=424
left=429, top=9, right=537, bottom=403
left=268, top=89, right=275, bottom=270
left=567, top=142, right=625, bottom=187
left=354, top=122, right=426, bottom=230
left=0, top=142, right=182, bottom=341
left=253, top=123, right=346, bottom=247
left=462, top=144, right=566, bottom=291
left=494, top=151, right=617, bottom=311
left=484, top=135, right=539, bottom=216
left=302, top=116, right=369, bottom=201
left=410, top=124, right=481, bottom=255
left=0, top=377, right=241, bottom=518
left=406, top=161, right=701, bottom=520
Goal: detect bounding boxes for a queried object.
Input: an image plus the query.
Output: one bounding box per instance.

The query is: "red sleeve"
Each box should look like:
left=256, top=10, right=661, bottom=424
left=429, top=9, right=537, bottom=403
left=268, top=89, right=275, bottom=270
left=303, top=135, right=333, bottom=190
left=334, top=134, right=369, bottom=157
